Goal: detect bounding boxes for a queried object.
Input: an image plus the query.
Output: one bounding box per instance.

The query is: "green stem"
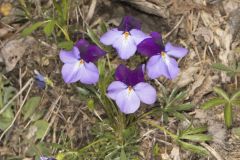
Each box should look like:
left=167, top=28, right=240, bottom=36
left=143, top=120, right=177, bottom=139
left=55, top=23, right=70, bottom=41
left=224, top=102, right=233, bottom=128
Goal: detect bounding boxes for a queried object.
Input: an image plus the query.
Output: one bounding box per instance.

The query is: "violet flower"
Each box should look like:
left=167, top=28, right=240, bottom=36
left=40, top=156, right=56, bottom=160
left=60, top=39, right=105, bottom=84
left=137, top=32, right=188, bottom=79
left=100, top=16, right=149, bottom=59
left=107, top=65, right=156, bottom=114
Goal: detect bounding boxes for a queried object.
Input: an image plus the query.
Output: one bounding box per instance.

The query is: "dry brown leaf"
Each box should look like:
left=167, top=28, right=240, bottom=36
left=194, top=27, right=214, bottom=44
left=0, top=36, right=36, bottom=72
left=170, top=145, right=180, bottom=160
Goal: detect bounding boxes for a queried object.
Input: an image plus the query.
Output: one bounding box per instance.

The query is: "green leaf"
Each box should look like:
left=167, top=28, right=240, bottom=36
left=87, top=99, right=95, bottom=111
left=178, top=140, right=208, bottom=155
left=43, top=20, right=56, bottom=36
left=212, top=63, right=233, bottom=72
left=213, top=87, right=229, bottom=100
left=0, top=115, right=12, bottom=130
left=232, top=100, right=240, bottom=107
left=176, top=103, right=194, bottom=111
left=120, top=148, right=127, bottom=160
left=224, top=102, right=233, bottom=128
left=22, top=21, right=46, bottom=36
left=180, top=134, right=212, bottom=142
left=184, top=126, right=208, bottom=135
left=231, top=90, right=240, bottom=101
left=58, top=41, right=73, bottom=50
left=22, top=96, right=41, bottom=121
left=87, top=28, right=101, bottom=47
left=33, top=120, right=49, bottom=139
left=201, top=98, right=226, bottom=109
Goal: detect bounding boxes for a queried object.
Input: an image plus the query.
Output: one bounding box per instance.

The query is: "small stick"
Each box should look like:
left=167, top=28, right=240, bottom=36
left=200, top=142, right=224, bottom=160
left=0, top=80, right=33, bottom=140
left=0, top=78, right=33, bottom=114
left=163, top=15, right=184, bottom=39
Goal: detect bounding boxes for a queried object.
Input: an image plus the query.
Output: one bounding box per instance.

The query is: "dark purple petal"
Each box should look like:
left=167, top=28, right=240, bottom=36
left=75, top=39, right=89, bottom=54
left=115, top=65, right=145, bottom=86
left=165, top=42, right=188, bottom=58
left=118, top=16, right=141, bottom=31
left=115, top=64, right=130, bottom=85
left=137, top=38, right=161, bottom=57
left=150, top=32, right=165, bottom=50
left=81, top=45, right=106, bottom=62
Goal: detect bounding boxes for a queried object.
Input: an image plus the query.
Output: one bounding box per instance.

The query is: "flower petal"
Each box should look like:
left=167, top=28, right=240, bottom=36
left=79, top=62, right=99, bottom=84
left=128, top=65, right=145, bottom=86
left=150, top=32, right=164, bottom=50
left=164, top=55, right=180, bottom=79
left=165, top=42, right=188, bottom=58
left=118, top=16, right=141, bottom=31
left=146, top=55, right=170, bottom=79
left=137, top=38, right=160, bottom=57
left=130, top=29, right=150, bottom=45
left=113, top=34, right=137, bottom=59
left=100, top=28, right=123, bottom=45
left=81, top=45, right=106, bottom=62
left=61, top=62, right=81, bottom=83
left=75, top=39, right=89, bottom=53
left=134, top=82, right=157, bottom=104
left=116, top=88, right=140, bottom=114
left=115, top=64, right=130, bottom=84
left=59, top=47, right=80, bottom=63
left=107, top=81, right=128, bottom=100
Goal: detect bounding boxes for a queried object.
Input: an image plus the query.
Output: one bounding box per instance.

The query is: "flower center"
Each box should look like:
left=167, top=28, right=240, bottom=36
left=79, top=59, right=84, bottom=64
left=124, top=32, right=130, bottom=39
left=127, top=86, right=133, bottom=94
left=161, top=51, right=166, bottom=59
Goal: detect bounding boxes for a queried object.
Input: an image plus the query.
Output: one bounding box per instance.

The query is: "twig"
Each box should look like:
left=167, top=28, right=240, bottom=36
left=163, top=15, right=184, bottom=39
left=0, top=78, right=33, bottom=114
left=86, top=0, right=97, bottom=23
left=0, top=80, right=33, bottom=140
left=200, top=142, right=224, bottom=160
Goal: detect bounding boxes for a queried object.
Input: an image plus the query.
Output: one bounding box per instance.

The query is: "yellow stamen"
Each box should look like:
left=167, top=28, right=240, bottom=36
left=161, top=51, right=166, bottom=59
left=79, top=59, right=84, bottom=64
left=124, top=32, right=130, bottom=39
left=128, top=86, right=132, bottom=94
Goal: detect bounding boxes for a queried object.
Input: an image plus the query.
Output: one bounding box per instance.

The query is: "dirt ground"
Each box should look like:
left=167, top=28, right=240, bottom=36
left=1, top=0, right=240, bottom=159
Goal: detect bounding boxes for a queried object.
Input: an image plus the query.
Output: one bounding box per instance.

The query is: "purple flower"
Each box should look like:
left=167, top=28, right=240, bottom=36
left=100, top=16, right=149, bottom=60
left=137, top=32, right=188, bottom=79
left=60, top=39, right=105, bottom=84
left=40, top=156, right=56, bottom=160
left=107, top=65, right=157, bottom=114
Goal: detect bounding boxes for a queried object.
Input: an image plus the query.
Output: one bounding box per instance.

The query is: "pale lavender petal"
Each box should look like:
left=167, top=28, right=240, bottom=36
left=107, top=81, right=128, bottom=100
left=79, top=62, right=99, bottom=84
left=165, top=42, right=188, bottom=58
left=133, top=82, right=157, bottom=104
left=61, top=62, right=81, bottom=83
left=100, top=28, right=123, bottom=45
left=146, top=55, right=170, bottom=79
left=130, top=29, right=150, bottom=45
left=59, top=47, right=80, bottom=63
left=164, top=55, right=180, bottom=79
left=116, top=89, right=140, bottom=114
left=113, top=34, right=136, bottom=59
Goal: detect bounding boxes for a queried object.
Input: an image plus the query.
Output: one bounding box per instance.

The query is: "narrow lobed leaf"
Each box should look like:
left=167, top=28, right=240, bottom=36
left=201, top=98, right=226, bottom=110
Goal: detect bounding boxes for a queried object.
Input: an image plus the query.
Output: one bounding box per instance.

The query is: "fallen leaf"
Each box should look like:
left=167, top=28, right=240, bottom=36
left=0, top=36, right=36, bottom=71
